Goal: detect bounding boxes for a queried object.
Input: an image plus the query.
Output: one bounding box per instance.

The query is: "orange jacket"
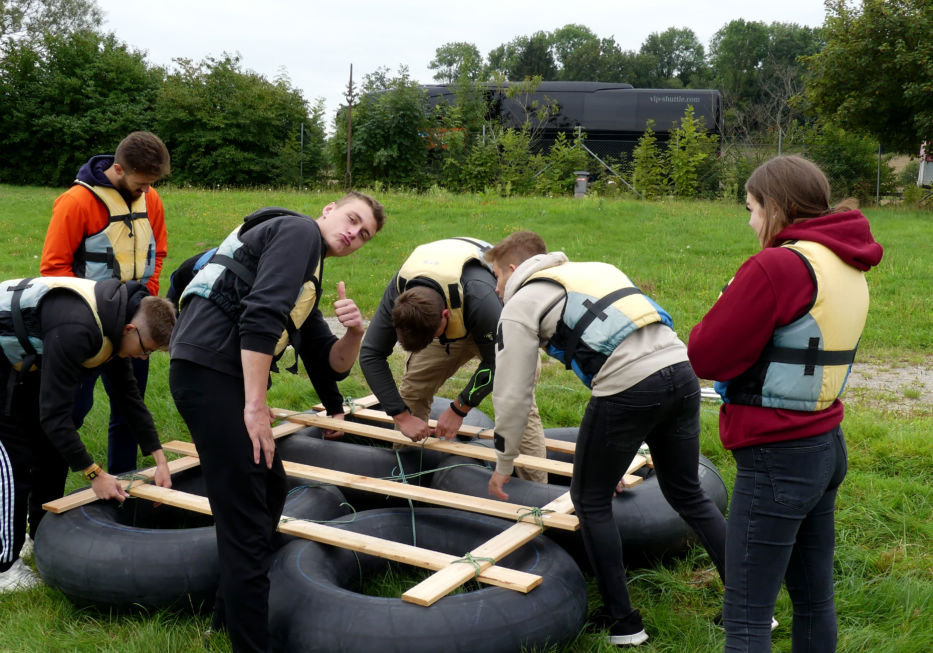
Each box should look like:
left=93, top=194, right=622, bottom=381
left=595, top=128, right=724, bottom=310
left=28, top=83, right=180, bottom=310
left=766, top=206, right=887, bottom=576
left=41, top=185, right=167, bottom=296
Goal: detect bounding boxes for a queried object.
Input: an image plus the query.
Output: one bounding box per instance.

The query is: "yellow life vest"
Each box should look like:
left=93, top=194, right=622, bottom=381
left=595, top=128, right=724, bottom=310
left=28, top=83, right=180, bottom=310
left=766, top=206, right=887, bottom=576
left=0, top=277, right=113, bottom=372
left=719, top=240, right=868, bottom=411
left=396, top=238, right=492, bottom=341
left=75, top=182, right=156, bottom=285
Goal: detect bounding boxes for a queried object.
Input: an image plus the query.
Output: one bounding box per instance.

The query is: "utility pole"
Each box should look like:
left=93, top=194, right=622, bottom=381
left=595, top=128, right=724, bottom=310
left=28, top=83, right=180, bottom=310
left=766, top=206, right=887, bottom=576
left=345, top=64, right=356, bottom=191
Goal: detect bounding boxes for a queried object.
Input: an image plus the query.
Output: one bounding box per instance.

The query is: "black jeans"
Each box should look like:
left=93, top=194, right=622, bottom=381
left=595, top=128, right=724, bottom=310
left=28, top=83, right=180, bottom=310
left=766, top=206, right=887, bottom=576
left=170, top=360, right=286, bottom=653
left=724, top=426, right=847, bottom=652
left=71, top=356, right=150, bottom=474
left=570, top=361, right=727, bottom=620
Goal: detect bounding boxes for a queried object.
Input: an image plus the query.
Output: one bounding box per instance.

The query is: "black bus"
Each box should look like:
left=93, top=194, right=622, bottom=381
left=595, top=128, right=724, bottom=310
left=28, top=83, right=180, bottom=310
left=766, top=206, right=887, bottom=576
left=423, top=81, right=722, bottom=160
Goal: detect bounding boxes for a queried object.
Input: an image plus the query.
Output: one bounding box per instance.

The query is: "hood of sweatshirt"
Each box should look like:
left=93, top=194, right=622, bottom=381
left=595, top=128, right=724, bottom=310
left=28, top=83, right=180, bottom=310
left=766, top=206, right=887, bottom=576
left=774, top=209, right=883, bottom=272
left=93, top=279, right=128, bottom=346
left=75, top=155, right=115, bottom=188
left=503, top=251, right=569, bottom=303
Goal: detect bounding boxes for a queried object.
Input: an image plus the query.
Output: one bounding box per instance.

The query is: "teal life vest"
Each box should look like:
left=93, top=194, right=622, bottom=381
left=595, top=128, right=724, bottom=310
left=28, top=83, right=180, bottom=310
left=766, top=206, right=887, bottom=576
left=180, top=208, right=323, bottom=372
left=715, top=240, right=868, bottom=411
left=523, top=261, right=673, bottom=387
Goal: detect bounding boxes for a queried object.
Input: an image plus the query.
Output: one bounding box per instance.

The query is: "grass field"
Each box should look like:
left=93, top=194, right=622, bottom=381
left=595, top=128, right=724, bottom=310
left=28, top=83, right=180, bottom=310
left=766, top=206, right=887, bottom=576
left=0, top=185, right=930, bottom=652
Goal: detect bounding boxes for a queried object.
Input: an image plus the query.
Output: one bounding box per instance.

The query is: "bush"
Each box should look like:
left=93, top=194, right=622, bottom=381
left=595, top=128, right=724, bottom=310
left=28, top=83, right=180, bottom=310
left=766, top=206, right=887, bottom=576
left=631, top=121, right=667, bottom=199
left=804, top=121, right=896, bottom=202
left=668, top=106, right=720, bottom=198
left=533, top=131, right=590, bottom=196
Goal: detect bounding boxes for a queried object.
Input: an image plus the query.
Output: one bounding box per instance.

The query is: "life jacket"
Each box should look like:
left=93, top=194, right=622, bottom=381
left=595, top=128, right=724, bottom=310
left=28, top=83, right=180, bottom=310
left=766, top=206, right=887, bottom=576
left=180, top=208, right=322, bottom=372
left=715, top=240, right=868, bottom=411
left=73, top=181, right=156, bottom=286
left=0, top=277, right=118, bottom=414
left=396, top=237, right=492, bottom=342
left=523, top=261, right=673, bottom=388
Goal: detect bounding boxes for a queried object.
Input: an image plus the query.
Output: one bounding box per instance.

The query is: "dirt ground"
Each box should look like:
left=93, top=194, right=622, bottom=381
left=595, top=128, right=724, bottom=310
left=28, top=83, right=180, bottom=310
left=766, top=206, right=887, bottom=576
left=844, top=357, right=933, bottom=414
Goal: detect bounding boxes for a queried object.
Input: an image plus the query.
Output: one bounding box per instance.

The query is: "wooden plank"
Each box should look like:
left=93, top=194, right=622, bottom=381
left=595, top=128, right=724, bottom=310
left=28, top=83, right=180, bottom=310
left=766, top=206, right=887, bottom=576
left=42, top=455, right=203, bottom=514
left=308, top=393, right=379, bottom=413
left=128, top=483, right=213, bottom=516
left=269, top=413, right=575, bottom=477
left=275, top=406, right=577, bottom=456
left=402, top=492, right=577, bottom=606
left=277, top=519, right=541, bottom=593
left=162, top=440, right=579, bottom=532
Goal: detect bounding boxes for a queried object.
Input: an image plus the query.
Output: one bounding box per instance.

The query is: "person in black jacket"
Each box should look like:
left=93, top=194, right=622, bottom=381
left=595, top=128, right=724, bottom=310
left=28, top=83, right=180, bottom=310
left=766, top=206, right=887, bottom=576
left=168, top=192, right=385, bottom=653
left=0, top=277, right=175, bottom=590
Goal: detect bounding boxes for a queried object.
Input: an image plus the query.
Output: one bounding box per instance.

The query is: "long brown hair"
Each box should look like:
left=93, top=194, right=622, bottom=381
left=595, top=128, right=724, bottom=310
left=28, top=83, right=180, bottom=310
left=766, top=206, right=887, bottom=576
left=745, top=155, right=857, bottom=248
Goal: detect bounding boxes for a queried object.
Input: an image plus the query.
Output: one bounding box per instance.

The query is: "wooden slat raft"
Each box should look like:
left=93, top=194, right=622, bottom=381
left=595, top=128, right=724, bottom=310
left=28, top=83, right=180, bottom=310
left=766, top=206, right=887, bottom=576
left=97, top=480, right=543, bottom=594
left=43, top=393, right=653, bottom=607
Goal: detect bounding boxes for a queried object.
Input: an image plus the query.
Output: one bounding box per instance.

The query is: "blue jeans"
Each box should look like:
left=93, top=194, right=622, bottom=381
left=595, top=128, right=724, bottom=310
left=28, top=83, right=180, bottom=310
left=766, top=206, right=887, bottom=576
left=71, top=357, right=149, bottom=474
left=724, top=426, right=847, bottom=652
left=570, top=361, right=727, bottom=620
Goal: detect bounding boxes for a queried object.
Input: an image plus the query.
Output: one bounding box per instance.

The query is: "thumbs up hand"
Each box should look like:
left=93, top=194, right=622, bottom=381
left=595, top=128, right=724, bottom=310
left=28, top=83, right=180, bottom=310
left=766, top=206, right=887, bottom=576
left=333, top=281, right=364, bottom=331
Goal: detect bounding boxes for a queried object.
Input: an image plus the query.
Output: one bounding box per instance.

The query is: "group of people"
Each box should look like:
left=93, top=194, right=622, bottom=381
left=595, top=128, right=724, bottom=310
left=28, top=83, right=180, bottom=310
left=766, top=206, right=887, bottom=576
left=0, top=129, right=882, bottom=653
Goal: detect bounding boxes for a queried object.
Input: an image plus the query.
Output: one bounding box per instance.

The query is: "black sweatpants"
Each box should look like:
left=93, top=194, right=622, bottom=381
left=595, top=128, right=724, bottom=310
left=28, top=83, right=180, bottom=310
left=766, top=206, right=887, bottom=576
left=0, top=367, right=69, bottom=572
left=170, top=359, right=287, bottom=653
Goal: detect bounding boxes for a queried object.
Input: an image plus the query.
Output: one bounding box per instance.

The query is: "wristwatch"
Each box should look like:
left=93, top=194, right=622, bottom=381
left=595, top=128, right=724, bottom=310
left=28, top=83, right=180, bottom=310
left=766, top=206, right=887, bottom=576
left=84, top=463, right=103, bottom=481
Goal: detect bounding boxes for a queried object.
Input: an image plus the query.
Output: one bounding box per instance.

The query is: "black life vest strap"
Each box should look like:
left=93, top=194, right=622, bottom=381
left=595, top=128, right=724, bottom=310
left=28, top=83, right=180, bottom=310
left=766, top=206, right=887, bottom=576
left=761, top=340, right=857, bottom=376
left=562, top=286, right=640, bottom=371
left=210, top=254, right=256, bottom=286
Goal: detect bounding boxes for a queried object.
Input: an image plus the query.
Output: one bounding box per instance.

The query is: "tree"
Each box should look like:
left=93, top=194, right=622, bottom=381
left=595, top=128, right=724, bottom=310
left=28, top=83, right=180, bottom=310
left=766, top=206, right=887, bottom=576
left=487, top=31, right=557, bottom=80
left=0, top=29, right=161, bottom=185
left=805, top=0, right=933, bottom=153
left=631, top=120, right=666, bottom=199
left=428, top=42, right=483, bottom=84
left=639, top=27, right=708, bottom=88
left=155, top=55, right=322, bottom=187
left=330, top=66, right=430, bottom=188
left=667, top=106, right=719, bottom=198
left=1, top=0, right=102, bottom=51
left=710, top=19, right=822, bottom=138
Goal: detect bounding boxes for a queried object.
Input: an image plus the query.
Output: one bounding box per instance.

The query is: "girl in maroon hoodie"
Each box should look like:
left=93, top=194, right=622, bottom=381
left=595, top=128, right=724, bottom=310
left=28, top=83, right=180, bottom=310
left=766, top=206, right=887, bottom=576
left=689, top=156, right=883, bottom=652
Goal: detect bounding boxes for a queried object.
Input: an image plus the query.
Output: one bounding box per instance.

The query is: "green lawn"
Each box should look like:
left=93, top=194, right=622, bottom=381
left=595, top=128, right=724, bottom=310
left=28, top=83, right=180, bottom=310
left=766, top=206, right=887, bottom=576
left=0, top=185, right=930, bottom=652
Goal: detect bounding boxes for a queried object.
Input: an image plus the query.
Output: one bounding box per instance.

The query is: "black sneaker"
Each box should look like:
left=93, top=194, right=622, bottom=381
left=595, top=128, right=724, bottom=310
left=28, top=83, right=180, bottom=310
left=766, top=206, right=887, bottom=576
left=608, top=609, right=649, bottom=647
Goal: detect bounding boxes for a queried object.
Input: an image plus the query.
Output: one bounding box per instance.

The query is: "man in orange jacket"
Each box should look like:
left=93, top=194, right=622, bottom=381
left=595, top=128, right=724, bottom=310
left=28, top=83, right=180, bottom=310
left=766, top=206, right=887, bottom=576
left=40, top=131, right=170, bottom=475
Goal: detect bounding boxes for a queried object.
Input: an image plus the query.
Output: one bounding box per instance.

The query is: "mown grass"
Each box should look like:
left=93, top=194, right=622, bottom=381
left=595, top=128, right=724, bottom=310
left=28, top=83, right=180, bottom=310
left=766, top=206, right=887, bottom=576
left=0, top=185, right=930, bottom=652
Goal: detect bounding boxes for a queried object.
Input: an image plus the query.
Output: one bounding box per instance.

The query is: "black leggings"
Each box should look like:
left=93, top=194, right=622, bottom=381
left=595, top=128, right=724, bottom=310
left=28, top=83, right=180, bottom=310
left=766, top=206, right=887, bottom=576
left=570, top=361, right=727, bottom=619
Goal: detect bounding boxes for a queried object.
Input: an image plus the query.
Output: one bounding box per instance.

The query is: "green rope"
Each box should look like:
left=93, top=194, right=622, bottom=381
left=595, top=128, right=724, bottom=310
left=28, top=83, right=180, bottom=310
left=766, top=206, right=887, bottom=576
left=451, top=553, right=497, bottom=578
left=343, top=395, right=362, bottom=416
left=516, top=506, right=554, bottom=527
left=278, top=502, right=360, bottom=526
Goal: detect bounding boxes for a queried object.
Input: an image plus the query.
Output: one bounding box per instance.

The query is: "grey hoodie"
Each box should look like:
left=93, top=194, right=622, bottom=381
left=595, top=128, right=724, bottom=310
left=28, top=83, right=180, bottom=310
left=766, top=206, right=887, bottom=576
left=492, top=252, right=688, bottom=476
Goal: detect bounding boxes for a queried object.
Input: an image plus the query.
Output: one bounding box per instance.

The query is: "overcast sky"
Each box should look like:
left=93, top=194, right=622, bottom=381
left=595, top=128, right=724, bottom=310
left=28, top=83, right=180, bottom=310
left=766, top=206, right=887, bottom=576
left=95, top=0, right=827, bottom=125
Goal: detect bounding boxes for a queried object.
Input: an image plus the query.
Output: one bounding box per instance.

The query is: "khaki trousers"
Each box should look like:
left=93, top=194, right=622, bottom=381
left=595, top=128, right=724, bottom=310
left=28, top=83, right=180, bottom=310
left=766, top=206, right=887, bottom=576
left=399, top=338, right=547, bottom=483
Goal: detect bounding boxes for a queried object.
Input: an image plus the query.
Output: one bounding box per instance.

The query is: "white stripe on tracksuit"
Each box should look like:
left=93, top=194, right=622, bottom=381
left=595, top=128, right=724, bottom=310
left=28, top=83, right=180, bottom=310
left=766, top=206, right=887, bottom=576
left=0, top=441, right=14, bottom=564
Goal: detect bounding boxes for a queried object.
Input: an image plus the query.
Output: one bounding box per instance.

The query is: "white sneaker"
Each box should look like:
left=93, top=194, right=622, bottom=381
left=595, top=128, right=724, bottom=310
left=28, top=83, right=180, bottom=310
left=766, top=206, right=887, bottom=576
left=771, top=616, right=779, bottom=631
left=19, top=534, right=34, bottom=558
left=0, top=558, right=42, bottom=593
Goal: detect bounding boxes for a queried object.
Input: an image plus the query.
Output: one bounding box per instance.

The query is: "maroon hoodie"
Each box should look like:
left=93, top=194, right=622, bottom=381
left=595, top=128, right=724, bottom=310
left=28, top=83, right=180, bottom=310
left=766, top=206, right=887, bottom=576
left=688, top=209, right=884, bottom=450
